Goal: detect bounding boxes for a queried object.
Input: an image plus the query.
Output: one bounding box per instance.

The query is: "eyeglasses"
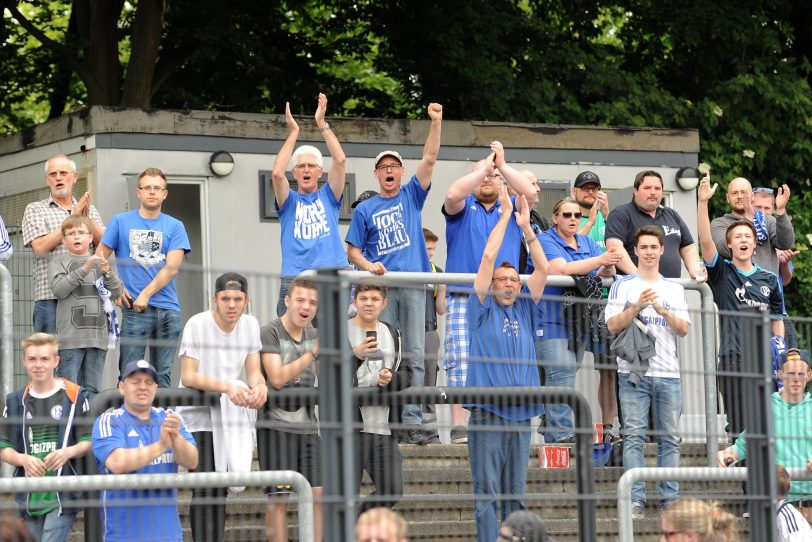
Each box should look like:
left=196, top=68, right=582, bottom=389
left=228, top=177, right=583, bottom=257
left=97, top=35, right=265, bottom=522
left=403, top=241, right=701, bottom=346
left=294, top=163, right=321, bottom=170
left=493, top=276, right=520, bottom=283
left=138, top=185, right=166, bottom=193
left=558, top=211, right=583, bottom=219
left=753, top=187, right=774, bottom=194
left=64, top=231, right=90, bottom=238
left=577, top=185, right=600, bottom=193
left=47, top=170, right=75, bottom=179
left=375, top=163, right=402, bottom=171
left=485, top=173, right=503, bottom=180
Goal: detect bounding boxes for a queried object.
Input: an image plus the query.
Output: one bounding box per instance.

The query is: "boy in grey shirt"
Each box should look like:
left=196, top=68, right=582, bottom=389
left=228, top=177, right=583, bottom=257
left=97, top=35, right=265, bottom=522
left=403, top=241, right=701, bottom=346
left=349, top=282, right=412, bottom=513
left=49, top=216, right=122, bottom=395
left=259, top=277, right=322, bottom=542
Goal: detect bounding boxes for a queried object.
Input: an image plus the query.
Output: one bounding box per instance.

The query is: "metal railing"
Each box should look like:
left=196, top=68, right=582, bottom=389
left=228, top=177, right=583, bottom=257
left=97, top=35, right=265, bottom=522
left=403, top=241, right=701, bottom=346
left=0, top=471, right=315, bottom=541
left=616, top=467, right=812, bottom=542
left=326, top=270, right=720, bottom=464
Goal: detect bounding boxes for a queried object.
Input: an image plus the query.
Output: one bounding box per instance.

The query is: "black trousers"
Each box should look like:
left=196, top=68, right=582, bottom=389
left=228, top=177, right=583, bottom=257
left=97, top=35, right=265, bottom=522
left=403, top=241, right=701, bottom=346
left=190, top=431, right=226, bottom=542
left=354, top=432, right=403, bottom=513
left=718, top=356, right=745, bottom=438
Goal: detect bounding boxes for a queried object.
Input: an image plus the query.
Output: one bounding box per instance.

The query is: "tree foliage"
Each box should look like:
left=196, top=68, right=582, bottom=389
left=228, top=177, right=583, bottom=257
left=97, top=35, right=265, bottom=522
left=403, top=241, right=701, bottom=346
left=3, top=0, right=812, bottom=313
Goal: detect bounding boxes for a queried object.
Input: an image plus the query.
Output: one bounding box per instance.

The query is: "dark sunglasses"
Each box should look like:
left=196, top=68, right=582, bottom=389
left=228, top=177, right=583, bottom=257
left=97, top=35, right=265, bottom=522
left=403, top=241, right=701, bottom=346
left=558, top=211, right=583, bottom=219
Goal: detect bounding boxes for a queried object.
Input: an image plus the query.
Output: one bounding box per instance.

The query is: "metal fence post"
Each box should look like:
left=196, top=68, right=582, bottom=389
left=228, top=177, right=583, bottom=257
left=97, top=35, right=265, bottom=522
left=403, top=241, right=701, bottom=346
left=317, top=268, right=356, bottom=541
left=743, top=309, right=777, bottom=540
left=0, top=263, right=13, bottom=479
left=697, top=282, right=720, bottom=467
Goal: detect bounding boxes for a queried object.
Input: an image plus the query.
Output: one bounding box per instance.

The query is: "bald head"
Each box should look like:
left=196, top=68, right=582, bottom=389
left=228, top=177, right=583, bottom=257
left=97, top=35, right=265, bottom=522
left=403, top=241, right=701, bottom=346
left=726, top=177, right=754, bottom=215
left=518, top=169, right=540, bottom=206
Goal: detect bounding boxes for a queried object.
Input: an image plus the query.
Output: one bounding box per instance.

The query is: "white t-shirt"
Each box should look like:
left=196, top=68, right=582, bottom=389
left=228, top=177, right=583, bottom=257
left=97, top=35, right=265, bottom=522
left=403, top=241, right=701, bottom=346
left=777, top=500, right=812, bottom=542
left=604, top=274, right=690, bottom=378
left=348, top=320, right=396, bottom=435
left=177, top=311, right=262, bottom=432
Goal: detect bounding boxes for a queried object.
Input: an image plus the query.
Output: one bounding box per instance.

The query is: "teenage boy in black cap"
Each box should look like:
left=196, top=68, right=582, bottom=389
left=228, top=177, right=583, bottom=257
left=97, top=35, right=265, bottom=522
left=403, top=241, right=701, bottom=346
left=177, top=272, right=267, bottom=542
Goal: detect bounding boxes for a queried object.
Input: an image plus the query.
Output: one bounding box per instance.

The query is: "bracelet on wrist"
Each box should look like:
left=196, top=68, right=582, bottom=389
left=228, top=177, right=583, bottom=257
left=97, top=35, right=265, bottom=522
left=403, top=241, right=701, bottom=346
left=319, top=123, right=330, bottom=132
left=525, top=236, right=538, bottom=244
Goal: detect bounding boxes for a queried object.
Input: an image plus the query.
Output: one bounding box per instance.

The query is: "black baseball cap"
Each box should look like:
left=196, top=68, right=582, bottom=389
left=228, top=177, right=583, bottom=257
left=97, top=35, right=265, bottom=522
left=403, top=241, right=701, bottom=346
left=573, top=171, right=601, bottom=188
left=120, top=359, right=159, bottom=382
left=782, top=348, right=811, bottom=367
left=352, top=190, right=379, bottom=209
left=214, top=272, right=248, bottom=294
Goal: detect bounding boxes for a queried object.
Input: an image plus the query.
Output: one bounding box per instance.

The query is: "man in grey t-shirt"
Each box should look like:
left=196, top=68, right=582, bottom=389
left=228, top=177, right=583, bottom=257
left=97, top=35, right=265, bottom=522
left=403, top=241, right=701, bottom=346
left=259, top=277, right=322, bottom=542
left=348, top=282, right=412, bottom=513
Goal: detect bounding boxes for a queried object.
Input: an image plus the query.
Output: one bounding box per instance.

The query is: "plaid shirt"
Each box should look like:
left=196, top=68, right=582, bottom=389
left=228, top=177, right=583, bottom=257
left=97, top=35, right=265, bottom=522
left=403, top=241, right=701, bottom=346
left=22, top=195, right=105, bottom=301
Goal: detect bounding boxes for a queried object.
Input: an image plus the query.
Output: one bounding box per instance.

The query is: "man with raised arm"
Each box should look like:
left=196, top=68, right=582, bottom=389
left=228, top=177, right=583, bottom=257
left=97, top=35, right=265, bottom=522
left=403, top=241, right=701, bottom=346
left=345, top=103, right=443, bottom=445
left=92, top=360, right=198, bottom=542
left=710, top=177, right=794, bottom=276
left=442, top=144, right=539, bottom=444
left=697, top=176, right=784, bottom=437
left=466, top=182, right=548, bottom=542
left=23, top=155, right=105, bottom=333
left=271, top=93, right=348, bottom=316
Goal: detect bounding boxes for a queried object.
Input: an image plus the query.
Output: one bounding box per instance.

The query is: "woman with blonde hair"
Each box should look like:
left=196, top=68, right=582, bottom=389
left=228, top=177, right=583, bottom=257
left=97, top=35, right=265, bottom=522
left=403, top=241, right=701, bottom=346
left=660, top=499, right=738, bottom=541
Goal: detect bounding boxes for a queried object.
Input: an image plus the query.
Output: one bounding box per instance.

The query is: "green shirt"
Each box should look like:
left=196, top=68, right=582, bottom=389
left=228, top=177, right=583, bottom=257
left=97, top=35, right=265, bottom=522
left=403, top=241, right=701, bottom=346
left=0, top=383, right=91, bottom=516
left=578, top=210, right=606, bottom=251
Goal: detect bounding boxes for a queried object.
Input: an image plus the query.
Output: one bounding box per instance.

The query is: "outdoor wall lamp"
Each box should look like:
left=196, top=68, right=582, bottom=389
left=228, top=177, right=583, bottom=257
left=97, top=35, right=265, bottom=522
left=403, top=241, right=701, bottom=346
left=675, top=167, right=699, bottom=191
left=209, top=151, right=234, bottom=177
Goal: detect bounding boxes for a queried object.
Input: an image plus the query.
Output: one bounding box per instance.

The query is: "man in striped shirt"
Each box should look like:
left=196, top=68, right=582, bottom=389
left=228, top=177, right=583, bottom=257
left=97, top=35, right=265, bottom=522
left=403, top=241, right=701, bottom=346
left=22, top=155, right=105, bottom=333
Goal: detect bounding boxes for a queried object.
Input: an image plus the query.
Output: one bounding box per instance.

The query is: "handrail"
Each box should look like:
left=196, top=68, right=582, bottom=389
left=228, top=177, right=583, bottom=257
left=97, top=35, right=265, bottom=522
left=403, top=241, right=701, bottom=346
left=616, top=467, right=812, bottom=542
left=0, top=470, right=314, bottom=542
left=327, top=270, right=720, bottom=465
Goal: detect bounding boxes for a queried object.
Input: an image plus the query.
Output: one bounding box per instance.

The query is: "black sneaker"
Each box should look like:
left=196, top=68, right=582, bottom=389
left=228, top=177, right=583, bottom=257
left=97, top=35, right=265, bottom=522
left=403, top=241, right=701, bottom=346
left=406, top=428, right=428, bottom=445
left=450, top=425, right=468, bottom=444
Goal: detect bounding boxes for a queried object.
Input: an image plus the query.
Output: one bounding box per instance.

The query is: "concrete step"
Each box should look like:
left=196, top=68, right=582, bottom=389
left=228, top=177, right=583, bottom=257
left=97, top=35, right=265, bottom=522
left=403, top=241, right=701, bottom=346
left=60, top=441, right=739, bottom=541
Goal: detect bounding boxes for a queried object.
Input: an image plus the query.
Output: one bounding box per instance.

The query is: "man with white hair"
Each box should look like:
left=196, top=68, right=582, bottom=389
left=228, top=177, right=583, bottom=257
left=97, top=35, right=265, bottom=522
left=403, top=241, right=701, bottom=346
left=23, top=154, right=105, bottom=333
left=271, top=93, right=348, bottom=316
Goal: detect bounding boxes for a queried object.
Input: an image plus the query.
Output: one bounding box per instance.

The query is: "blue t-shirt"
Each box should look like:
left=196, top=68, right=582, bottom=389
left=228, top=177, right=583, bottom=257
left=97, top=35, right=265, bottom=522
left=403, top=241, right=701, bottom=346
left=277, top=183, right=348, bottom=276
left=92, top=406, right=196, bottom=542
left=345, top=175, right=430, bottom=272
left=102, top=210, right=191, bottom=311
left=533, top=228, right=603, bottom=339
left=444, top=195, right=522, bottom=293
left=465, top=290, right=543, bottom=421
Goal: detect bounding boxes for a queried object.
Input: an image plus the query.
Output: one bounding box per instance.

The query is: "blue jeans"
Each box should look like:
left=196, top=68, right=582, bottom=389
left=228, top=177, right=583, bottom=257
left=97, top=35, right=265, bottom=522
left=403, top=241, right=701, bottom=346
left=33, top=299, right=58, bottom=334
left=57, top=348, right=106, bottom=395
left=468, top=408, right=531, bottom=542
left=379, top=286, right=425, bottom=426
left=619, top=373, right=683, bottom=506
left=537, top=338, right=584, bottom=442
left=24, top=510, right=76, bottom=542
left=119, top=306, right=181, bottom=388
left=276, top=276, right=293, bottom=317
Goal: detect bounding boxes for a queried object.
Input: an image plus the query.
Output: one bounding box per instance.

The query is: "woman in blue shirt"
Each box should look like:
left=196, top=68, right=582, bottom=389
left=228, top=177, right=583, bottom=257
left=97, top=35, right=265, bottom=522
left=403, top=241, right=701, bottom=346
left=535, top=198, right=620, bottom=443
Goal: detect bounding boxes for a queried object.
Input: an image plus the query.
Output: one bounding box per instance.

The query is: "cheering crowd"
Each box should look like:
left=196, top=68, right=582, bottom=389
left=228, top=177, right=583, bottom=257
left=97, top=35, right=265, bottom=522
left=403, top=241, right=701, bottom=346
left=1, top=93, right=810, bottom=542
